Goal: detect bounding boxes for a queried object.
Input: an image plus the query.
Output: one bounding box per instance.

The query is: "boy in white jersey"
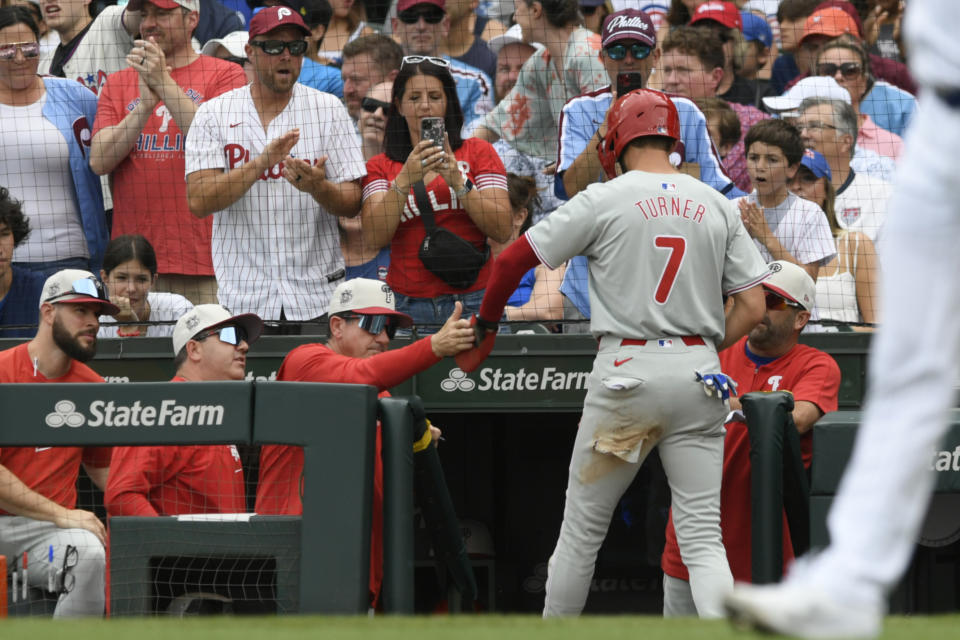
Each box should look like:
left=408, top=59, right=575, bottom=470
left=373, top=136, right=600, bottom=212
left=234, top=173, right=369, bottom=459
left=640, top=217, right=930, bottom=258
left=738, top=118, right=835, bottom=281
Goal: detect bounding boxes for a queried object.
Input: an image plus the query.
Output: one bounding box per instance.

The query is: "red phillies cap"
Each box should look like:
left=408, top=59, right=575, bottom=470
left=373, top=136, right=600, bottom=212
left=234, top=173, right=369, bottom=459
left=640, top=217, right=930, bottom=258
left=249, top=5, right=311, bottom=39
left=397, top=0, right=445, bottom=13
left=689, top=1, right=742, bottom=30
left=601, top=9, right=656, bottom=48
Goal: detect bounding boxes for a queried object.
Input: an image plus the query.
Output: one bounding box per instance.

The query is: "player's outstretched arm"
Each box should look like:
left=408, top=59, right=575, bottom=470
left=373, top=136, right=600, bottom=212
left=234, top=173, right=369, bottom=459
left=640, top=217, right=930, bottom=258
left=719, top=284, right=765, bottom=351
left=430, top=302, right=476, bottom=358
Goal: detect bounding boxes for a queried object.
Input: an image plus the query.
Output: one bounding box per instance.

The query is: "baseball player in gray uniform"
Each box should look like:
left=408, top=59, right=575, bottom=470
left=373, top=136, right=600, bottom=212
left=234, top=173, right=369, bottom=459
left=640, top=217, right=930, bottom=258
left=457, top=89, right=769, bottom=618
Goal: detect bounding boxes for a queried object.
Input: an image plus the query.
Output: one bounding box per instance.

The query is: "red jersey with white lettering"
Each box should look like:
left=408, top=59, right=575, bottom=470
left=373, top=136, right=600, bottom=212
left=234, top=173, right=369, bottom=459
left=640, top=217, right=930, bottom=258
left=256, top=337, right=441, bottom=605
left=661, top=336, right=841, bottom=582
left=0, top=343, right=110, bottom=515
left=104, top=376, right=245, bottom=517
left=185, top=83, right=366, bottom=321
left=94, top=56, right=246, bottom=276
left=361, top=138, right=508, bottom=298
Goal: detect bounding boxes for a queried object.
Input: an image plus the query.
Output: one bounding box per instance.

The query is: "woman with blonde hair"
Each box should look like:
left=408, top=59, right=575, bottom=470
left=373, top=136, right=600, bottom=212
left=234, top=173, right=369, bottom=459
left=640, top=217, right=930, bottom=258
left=790, top=149, right=878, bottom=329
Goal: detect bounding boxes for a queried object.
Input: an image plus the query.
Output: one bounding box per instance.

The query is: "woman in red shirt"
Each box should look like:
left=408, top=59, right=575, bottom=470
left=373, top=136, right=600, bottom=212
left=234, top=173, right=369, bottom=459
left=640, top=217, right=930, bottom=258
left=360, top=56, right=511, bottom=330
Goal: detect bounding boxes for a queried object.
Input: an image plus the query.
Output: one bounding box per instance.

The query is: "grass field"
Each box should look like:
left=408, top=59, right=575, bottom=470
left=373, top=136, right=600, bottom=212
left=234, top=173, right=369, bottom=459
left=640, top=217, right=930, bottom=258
left=3, top=615, right=960, bottom=639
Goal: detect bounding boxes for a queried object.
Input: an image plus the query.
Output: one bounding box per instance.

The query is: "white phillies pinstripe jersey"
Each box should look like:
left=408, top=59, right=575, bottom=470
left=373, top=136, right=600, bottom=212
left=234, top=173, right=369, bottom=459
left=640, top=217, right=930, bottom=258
left=186, top=83, right=366, bottom=321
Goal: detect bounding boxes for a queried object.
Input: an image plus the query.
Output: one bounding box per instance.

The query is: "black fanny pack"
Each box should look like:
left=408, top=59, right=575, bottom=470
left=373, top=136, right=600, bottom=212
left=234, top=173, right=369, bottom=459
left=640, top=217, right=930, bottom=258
left=414, top=181, right=489, bottom=290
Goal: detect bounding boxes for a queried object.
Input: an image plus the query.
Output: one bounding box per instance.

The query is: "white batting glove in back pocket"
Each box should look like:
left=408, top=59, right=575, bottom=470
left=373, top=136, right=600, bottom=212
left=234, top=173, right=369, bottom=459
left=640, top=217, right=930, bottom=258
left=601, top=376, right=644, bottom=391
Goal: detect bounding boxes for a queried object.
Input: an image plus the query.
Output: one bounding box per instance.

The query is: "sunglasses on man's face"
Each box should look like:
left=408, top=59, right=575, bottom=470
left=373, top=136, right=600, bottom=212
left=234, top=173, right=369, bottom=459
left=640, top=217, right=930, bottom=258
left=0, top=41, right=40, bottom=60
left=604, top=43, right=652, bottom=62
left=401, top=54, right=450, bottom=68
left=765, top=292, right=803, bottom=311
left=397, top=8, right=445, bottom=24
left=195, top=325, right=249, bottom=347
left=361, top=97, right=391, bottom=113
left=343, top=314, right=397, bottom=339
left=817, top=62, right=862, bottom=79
left=249, top=39, right=308, bottom=56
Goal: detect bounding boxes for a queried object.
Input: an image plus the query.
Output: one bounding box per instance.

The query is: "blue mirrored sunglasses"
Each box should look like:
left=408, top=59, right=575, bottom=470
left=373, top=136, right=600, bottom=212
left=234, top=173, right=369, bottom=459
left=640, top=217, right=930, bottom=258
left=604, top=43, right=652, bottom=61
left=46, top=277, right=108, bottom=304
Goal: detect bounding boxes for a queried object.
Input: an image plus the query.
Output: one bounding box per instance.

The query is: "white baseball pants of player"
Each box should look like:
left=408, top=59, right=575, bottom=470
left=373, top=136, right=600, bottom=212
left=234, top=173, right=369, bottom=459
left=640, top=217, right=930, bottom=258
left=0, top=517, right=105, bottom=616
left=779, top=89, right=960, bottom=611
left=544, top=337, right=733, bottom=618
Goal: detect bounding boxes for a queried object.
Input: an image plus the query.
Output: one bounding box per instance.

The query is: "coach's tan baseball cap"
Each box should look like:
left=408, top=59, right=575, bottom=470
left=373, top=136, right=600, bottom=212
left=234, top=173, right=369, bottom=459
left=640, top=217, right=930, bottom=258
left=328, top=278, right=413, bottom=328
left=763, top=261, right=816, bottom=311
left=172, top=304, right=264, bottom=355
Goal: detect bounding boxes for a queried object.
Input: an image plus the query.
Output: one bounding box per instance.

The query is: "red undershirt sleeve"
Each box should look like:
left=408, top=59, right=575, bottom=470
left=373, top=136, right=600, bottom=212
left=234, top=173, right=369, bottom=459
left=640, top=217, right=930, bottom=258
left=290, top=338, right=441, bottom=390
left=479, top=235, right=541, bottom=323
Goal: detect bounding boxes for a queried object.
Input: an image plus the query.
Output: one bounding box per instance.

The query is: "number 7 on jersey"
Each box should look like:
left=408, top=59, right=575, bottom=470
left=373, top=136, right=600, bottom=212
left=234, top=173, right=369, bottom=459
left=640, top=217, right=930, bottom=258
left=653, top=235, right=686, bottom=304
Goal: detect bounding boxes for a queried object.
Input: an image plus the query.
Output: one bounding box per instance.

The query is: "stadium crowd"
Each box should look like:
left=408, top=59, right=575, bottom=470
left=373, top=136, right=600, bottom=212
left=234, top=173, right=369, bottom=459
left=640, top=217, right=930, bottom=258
left=0, top=0, right=912, bottom=617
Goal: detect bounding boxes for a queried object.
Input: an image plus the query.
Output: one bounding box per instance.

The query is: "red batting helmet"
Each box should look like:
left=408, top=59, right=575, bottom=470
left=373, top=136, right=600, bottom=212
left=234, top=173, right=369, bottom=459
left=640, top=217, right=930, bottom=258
left=598, top=89, right=681, bottom=179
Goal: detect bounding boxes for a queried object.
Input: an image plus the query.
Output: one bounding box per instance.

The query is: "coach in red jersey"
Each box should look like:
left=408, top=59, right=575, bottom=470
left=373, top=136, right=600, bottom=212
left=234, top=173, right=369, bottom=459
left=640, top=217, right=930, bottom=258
left=0, top=269, right=119, bottom=617
left=255, top=277, right=475, bottom=606
left=660, top=260, right=841, bottom=615
left=105, top=304, right=263, bottom=517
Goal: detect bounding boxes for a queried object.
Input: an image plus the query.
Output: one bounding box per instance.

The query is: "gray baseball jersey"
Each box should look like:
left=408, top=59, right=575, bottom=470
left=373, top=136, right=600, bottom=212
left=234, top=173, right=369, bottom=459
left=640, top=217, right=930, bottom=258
left=526, top=171, right=768, bottom=345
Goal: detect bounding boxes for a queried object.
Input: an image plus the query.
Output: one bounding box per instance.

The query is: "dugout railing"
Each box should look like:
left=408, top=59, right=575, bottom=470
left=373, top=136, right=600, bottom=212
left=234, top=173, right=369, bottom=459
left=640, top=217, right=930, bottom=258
left=0, top=381, right=423, bottom=615
left=0, top=332, right=873, bottom=613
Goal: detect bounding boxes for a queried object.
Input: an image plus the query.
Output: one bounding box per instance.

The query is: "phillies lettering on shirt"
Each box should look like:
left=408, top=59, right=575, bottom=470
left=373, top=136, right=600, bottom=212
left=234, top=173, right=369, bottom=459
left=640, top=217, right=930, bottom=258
left=223, top=144, right=325, bottom=181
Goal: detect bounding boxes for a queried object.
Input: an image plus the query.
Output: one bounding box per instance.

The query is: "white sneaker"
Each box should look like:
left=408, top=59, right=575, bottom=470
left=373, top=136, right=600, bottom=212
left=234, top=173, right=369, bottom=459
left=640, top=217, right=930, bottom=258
left=724, top=582, right=882, bottom=639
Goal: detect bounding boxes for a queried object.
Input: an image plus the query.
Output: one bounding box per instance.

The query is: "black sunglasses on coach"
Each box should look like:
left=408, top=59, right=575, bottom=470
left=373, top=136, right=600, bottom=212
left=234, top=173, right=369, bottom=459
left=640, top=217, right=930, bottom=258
left=397, top=7, right=445, bottom=23
left=361, top=97, right=392, bottom=113
left=194, top=325, right=249, bottom=346
left=342, top=314, right=397, bottom=339
left=249, top=39, right=309, bottom=56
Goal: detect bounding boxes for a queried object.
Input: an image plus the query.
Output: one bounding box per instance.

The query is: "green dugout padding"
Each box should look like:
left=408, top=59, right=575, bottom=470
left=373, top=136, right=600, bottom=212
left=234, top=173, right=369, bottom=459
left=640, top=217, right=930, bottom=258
left=0, top=382, right=252, bottom=446
left=0, top=331, right=871, bottom=411
left=741, top=392, right=810, bottom=585
left=810, top=410, right=960, bottom=547
left=252, top=382, right=379, bottom=613
left=0, top=382, right=416, bottom=615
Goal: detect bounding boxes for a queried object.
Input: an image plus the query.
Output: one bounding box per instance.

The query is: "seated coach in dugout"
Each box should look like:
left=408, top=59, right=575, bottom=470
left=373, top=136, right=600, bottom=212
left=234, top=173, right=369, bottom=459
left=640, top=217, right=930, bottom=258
left=105, top=305, right=263, bottom=517
left=255, top=277, right=475, bottom=606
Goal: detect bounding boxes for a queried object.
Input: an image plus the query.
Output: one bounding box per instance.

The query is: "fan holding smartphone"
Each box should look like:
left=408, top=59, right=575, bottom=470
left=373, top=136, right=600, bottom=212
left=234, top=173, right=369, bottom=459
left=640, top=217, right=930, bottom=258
left=359, top=56, right=512, bottom=330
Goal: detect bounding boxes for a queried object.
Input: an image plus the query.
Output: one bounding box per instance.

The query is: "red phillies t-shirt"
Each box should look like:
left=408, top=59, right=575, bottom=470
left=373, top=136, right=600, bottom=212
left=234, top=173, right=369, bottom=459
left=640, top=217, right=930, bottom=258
left=104, top=377, right=245, bottom=517
left=256, top=338, right=440, bottom=604
left=361, top=138, right=508, bottom=298
left=661, top=336, right=841, bottom=583
left=0, top=343, right=110, bottom=515
left=94, top=56, right=247, bottom=276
